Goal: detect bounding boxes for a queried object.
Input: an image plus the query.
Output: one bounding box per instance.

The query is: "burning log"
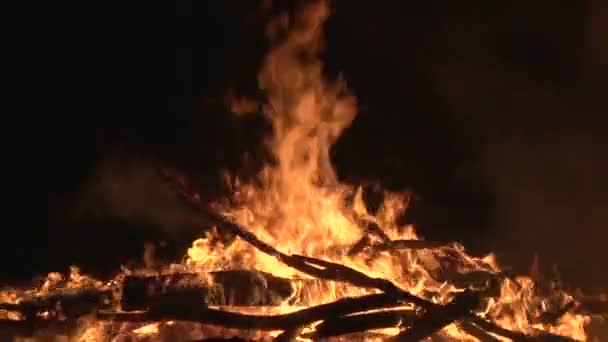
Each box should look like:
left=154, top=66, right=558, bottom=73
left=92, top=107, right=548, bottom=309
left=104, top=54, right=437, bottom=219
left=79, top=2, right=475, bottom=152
left=121, top=270, right=306, bottom=310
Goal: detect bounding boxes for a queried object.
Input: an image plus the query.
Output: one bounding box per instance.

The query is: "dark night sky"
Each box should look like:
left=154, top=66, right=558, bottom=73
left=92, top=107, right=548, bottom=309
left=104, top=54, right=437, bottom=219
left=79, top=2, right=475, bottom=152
left=8, top=1, right=607, bottom=291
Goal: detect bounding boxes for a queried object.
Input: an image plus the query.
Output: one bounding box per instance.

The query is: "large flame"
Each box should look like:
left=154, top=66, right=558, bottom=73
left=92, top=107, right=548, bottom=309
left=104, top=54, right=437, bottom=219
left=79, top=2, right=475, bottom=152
left=1, top=1, right=594, bottom=341
left=185, top=0, right=589, bottom=340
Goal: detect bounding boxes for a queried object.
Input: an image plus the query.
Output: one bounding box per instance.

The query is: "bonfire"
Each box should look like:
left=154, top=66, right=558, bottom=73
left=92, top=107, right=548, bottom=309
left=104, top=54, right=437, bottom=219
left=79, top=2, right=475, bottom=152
left=1, top=1, right=605, bottom=341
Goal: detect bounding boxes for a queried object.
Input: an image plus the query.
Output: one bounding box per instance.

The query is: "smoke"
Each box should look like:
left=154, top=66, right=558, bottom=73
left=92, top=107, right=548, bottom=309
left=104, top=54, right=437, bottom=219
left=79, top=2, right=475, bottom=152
left=428, top=2, right=608, bottom=291
left=67, top=153, right=209, bottom=235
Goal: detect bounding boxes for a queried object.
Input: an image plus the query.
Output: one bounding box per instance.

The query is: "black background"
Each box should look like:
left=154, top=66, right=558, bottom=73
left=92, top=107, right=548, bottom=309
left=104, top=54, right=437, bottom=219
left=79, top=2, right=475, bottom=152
left=8, top=1, right=607, bottom=291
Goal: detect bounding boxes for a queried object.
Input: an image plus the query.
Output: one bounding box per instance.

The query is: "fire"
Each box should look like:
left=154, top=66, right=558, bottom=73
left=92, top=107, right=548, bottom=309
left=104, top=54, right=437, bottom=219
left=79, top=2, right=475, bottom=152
left=0, top=0, right=599, bottom=341
left=185, top=0, right=591, bottom=340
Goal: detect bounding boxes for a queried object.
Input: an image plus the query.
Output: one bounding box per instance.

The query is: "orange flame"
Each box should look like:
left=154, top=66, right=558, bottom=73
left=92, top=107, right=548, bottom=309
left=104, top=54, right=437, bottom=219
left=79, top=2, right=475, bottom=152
left=184, top=0, right=590, bottom=340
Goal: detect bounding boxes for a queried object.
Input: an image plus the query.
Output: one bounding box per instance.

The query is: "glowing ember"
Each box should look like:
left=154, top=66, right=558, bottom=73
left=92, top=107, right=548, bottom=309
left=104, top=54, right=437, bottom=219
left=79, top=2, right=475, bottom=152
left=0, top=0, right=601, bottom=341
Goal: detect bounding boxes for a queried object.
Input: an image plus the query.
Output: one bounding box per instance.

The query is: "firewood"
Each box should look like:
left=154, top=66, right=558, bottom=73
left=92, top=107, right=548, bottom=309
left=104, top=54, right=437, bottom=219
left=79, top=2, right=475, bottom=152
left=121, top=270, right=305, bottom=310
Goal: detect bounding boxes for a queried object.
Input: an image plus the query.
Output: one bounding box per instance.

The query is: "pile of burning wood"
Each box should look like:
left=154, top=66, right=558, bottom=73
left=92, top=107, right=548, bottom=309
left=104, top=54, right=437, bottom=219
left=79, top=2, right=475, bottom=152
left=3, top=0, right=606, bottom=340
left=0, top=179, right=606, bottom=341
